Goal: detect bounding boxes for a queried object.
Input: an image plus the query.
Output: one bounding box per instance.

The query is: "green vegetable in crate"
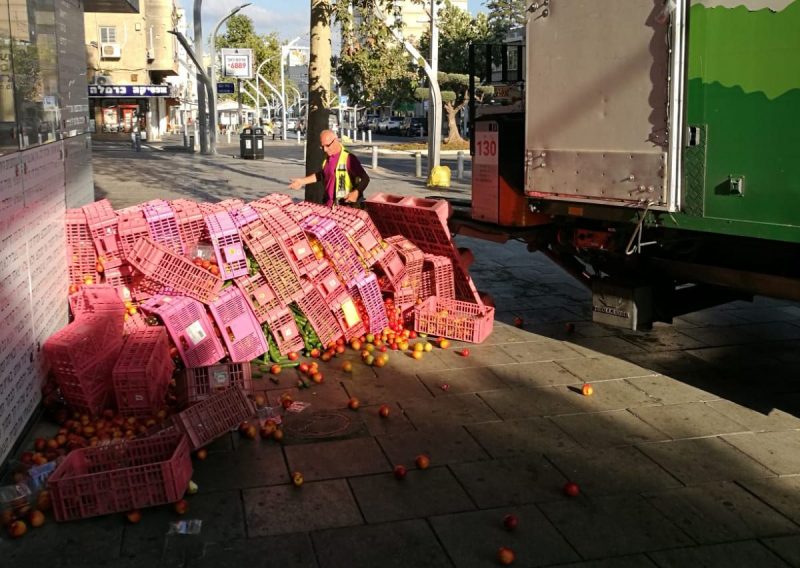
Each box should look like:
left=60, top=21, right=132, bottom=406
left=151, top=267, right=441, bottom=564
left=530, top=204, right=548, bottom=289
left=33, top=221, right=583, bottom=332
left=289, top=304, right=323, bottom=351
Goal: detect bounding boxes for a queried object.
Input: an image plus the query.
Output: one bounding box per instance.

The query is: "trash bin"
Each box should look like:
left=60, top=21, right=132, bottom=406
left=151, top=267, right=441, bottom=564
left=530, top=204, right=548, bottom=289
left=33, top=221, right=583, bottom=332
left=240, top=127, right=265, bottom=159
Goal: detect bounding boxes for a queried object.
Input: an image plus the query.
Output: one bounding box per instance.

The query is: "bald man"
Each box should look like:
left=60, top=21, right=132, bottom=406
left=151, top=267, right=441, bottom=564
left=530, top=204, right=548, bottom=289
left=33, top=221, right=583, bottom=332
left=288, top=130, right=369, bottom=207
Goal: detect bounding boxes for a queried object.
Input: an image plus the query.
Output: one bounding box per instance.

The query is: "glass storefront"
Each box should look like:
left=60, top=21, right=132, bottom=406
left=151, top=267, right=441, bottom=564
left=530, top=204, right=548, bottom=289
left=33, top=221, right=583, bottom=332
left=0, top=0, right=89, bottom=155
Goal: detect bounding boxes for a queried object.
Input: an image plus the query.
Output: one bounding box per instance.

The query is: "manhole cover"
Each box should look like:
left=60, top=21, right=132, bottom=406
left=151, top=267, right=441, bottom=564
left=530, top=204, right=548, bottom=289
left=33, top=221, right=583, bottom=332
left=282, top=410, right=363, bottom=441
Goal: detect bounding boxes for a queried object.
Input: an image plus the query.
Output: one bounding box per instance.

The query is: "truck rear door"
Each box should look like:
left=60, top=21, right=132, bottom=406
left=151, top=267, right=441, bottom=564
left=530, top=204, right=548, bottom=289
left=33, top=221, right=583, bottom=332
left=525, top=0, right=686, bottom=211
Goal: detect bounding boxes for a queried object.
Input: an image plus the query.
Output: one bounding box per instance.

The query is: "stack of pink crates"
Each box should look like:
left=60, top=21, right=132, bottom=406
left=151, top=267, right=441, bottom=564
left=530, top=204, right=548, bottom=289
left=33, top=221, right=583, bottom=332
left=238, top=216, right=304, bottom=303
left=112, top=327, right=174, bottom=417
left=43, top=313, right=125, bottom=416
left=252, top=199, right=318, bottom=276
left=142, top=199, right=183, bottom=255
left=82, top=199, right=123, bottom=270
left=299, top=215, right=366, bottom=284
left=366, top=193, right=494, bottom=343
left=205, top=210, right=249, bottom=279
left=348, top=273, right=389, bottom=334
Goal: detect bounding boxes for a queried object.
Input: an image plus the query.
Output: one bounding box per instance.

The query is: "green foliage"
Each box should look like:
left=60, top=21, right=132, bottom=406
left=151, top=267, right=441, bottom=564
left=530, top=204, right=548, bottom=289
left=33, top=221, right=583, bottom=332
left=335, top=4, right=419, bottom=109
left=485, top=0, right=526, bottom=40
left=418, top=1, right=493, bottom=75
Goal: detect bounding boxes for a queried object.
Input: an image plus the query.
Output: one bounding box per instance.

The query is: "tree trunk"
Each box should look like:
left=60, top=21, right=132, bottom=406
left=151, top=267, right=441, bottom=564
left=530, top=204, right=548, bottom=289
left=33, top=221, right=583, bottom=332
left=305, top=0, right=333, bottom=203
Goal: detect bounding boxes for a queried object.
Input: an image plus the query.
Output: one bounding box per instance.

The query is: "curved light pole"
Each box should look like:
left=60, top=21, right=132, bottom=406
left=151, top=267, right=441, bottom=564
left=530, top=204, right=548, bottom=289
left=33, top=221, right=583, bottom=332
left=210, top=2, right=251, bottom=152
left=254, top=55, right=276, bottom=126
left=280, top=34, right=307, bottom=141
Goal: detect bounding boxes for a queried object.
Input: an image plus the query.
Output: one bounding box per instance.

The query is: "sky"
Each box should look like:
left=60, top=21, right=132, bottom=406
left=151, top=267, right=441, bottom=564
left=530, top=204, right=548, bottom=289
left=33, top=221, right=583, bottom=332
left=184, top=0, right=487, bottom=47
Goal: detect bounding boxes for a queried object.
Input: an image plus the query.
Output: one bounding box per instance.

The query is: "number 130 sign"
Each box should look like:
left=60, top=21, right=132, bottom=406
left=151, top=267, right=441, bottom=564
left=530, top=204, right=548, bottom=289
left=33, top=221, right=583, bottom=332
left=474, top=129, right=498, bottom=164
left=221, top=48, right=253, bottom=79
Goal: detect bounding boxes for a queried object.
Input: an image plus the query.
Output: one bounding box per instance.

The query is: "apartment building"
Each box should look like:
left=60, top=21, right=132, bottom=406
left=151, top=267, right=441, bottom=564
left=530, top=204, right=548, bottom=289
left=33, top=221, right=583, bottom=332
left=84, top=0, right=179, bottom=139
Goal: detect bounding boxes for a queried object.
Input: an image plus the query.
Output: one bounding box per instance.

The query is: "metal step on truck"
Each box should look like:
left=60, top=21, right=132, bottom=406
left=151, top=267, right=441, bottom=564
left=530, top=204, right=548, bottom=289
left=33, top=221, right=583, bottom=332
left=454, top=0, right=800, bottom=330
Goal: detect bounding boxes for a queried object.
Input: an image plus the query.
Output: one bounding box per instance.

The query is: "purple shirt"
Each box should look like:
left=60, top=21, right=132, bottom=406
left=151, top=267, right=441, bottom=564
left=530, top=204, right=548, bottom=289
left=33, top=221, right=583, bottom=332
left=320, top=151, right=367, bottom=206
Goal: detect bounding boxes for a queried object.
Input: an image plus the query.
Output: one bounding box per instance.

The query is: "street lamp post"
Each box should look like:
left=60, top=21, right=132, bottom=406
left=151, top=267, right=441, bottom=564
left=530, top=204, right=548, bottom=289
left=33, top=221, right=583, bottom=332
left=280, top=35, right=305, bottom=141
left=254, top=55, right=276, bottom=126
left=211, top=3, right=251, bottom=152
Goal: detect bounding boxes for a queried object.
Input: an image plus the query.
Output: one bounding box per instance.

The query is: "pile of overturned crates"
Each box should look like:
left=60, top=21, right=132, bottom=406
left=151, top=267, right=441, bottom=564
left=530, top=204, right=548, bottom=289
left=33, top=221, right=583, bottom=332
left=42, top=193, right=493, bottom=521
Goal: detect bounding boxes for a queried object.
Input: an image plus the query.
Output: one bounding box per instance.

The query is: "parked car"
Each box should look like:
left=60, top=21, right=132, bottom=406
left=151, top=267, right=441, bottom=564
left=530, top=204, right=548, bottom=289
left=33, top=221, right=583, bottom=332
left=359, top=115, right=379, bottom=131
left=379, top=116, right=403, bottom=134
left=402, top=117, right=427, bottom=137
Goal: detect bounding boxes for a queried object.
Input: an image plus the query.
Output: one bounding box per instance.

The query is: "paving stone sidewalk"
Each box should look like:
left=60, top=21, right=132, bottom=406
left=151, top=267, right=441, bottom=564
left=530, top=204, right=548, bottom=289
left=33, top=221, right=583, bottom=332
left=2, top=139, right=799, bottom=567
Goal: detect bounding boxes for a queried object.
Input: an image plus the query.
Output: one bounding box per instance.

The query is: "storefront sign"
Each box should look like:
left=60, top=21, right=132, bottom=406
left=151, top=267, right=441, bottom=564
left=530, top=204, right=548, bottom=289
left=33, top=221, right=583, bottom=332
left=217, top=82, right=235, bottom=94
left=221, top=48, right=253, bottom=79
left=88, top=85, right=172, bottom=97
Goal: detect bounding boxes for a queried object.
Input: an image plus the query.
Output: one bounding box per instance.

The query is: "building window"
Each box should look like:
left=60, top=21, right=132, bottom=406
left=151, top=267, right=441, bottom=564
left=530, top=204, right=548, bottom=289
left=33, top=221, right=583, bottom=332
left=100, top=26, right=117, bottom=44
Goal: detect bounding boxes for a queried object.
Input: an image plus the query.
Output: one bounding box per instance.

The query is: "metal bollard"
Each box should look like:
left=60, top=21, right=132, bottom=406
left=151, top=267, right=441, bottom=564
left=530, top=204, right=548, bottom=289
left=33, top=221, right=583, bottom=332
left=297, top=130, right=302, bottom=144
left=227, top=130, right=231, bottom=144
left=415, top=152, right=422, bottom=178
left=189, top=134, right=195, bottom=152
left=457, top=151, right=464, bottom=180
left=368, top=130, right=372, bottom=144
left=372, top=145, right=378, bottom=169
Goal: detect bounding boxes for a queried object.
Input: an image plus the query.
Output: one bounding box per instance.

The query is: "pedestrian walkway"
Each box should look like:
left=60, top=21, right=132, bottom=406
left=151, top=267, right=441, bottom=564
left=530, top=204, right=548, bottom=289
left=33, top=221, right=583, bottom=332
left=2, top=138, right=800, bottom=567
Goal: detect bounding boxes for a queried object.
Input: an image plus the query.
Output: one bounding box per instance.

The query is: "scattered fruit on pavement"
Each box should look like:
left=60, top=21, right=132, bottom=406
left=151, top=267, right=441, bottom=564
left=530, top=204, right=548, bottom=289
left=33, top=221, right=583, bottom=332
left=439, top=338, right=450, bottom=349
left=459, top=348, right=470, bottom=357
left=581, top=383, right=593, bottom=396
left=513, top=316, right=524, bottom=328
left=497, top=546, right=516, bottom=565
left=174, top=499, right=189, bottom=515
left=348, top=397, right=360, bottom=410
left=565, top=322, right=575, bottom=334
left=272, top=428, right=285, bottom=442
left=195, top=448, right=208, bottom=460
left=415, top=454, right=430, bottom=470
left=563, top=481, right=580, bottom=497
left=393, top=465, right=407, bottom=480
left=503, top=514, right=519, bottom=531
left=342, top=361, right=353, bottom=373
left=187, top=480, right=199, bottom=495
left=270, top=364, right=282, bottom=375
left=126, top=510, right=142, bottom=524
left=7, top=520, right=27, bottom=538
left=28, top=510, right=45, bottom=528
left=378, top=404, right=391, bottom=418
left=292, top=471, right=304, bottom=487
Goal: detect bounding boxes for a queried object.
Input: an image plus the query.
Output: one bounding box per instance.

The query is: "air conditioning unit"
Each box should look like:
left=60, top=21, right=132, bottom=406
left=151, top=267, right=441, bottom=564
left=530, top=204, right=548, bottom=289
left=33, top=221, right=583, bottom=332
left=94, top=74, right=112, bottom=86
left=101, top=43, right=121, bottom=59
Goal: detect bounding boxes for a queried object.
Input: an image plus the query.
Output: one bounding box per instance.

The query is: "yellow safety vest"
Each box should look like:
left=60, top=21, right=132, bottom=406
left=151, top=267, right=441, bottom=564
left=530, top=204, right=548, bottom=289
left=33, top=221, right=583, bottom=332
left=323, top=149, right=353, bottom=201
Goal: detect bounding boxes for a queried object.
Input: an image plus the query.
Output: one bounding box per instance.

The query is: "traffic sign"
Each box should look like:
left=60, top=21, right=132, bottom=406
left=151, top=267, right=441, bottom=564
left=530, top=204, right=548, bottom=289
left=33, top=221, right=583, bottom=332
left=217, top=82, right=235, bottom=94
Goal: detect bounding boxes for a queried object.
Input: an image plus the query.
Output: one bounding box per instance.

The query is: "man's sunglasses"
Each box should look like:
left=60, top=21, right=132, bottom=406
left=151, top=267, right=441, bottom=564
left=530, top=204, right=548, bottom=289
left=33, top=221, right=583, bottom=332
left=321, top=139, right=336, bottom=149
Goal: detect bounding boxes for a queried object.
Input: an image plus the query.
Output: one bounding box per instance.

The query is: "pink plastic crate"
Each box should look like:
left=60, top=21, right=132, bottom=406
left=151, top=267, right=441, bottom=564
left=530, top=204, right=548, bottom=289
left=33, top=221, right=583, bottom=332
left=325, top=207, right=385, bottom=267
left=374, top=244, right=408, bottom=291
left=350, top=273, right=389, bottom=334
left=230, top=204, right=260, bottom=228
left=413, top=297, right=495, bottom=344
left=104, top=264, right=134, bottom=290
left=208, top=286, right=268, bottom=362
left=327, top=288, right=367, bottom=341
left=141, top=295, right=225, bottom=368
left=171, top=386, right=255, bottom=451
left=178, top=362, right=253, bottom=407
left=254, top=203, right=318, bottom=276
left=205, top=210, right=249, bottom=280
left=112, top=327, right=174, bottom=417
left=142, top=199, right=183, bottom=255
left=386, top=235, right=424, bottom=291
left=259, top=193, right=294, bottom=208
left=126, top=237, right=224, bottom=304
left=43, top=314, right=124, bottom=416
left=49, top=431, right=192, bottom=521
left=82, top=199, right=123, bottom=269
left=264, top=307, right=305, bottom=355
left=239, top=217, right=304, bottom=303
left=217, top=198, right=245, bottom=213
left=296, top=282, right=344, bottom=347
left=304, top=259, right=346, bottom=303
left=284, top=201, right=328, bottom=223
left=422, top=254, right=455, bottom=300
left=234, top=271, right=282, bottom=324
left=66, top=209, right=99, bottom=287
left=116, top=207, right=151, bottom=259
left=123, top=310, right=149, bottom=335
left=300, top=215, right=366, bottom=284
left=366, top=193, right=483, bottom=305
left=171, top=199, right=208, bottom=255
left=68, top=284, right=126, bottom=320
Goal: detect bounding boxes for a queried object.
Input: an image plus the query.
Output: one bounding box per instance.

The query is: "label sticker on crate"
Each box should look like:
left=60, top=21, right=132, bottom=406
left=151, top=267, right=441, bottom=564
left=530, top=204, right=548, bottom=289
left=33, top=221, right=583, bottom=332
left=185, top=321, right=207, bottom=345
left=211, top=369, right=230, bottom=387
left=342, top=300, right=361, bottom=327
